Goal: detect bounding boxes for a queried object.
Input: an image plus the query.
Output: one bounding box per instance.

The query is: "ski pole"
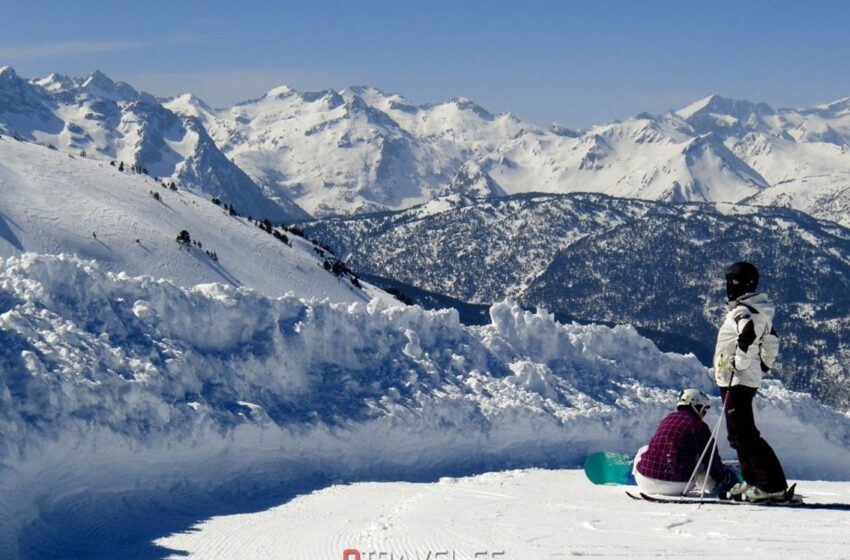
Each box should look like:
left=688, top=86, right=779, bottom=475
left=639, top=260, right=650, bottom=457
left=682, top=400, right=725, bottom=495
left=683, top=370, right=735, bottom=501
left=697, top=392, right=730, bottom=507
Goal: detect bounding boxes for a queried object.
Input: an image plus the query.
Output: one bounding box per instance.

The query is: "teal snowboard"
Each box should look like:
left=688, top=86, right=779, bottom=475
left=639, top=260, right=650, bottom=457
left=584, top=451, right=635, bottom=485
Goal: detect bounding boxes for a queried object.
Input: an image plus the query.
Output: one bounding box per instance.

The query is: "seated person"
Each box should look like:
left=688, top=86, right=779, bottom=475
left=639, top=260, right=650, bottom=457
left=633, top=388, right=736, bottom=496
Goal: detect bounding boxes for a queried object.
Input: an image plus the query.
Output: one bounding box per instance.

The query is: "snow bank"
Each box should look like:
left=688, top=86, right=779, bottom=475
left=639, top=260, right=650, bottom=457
left=2, top=253, right=850, bottom=557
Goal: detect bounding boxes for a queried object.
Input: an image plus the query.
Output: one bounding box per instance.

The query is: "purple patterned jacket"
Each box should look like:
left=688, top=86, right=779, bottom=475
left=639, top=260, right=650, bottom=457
left=636, top=409, right=726, bottom=483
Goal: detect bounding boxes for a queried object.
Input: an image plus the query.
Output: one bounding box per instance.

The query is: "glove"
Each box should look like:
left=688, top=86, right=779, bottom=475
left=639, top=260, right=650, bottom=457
left=714, top=355, right=736, bottom=385
left=716, top=354, right=739, bottom=373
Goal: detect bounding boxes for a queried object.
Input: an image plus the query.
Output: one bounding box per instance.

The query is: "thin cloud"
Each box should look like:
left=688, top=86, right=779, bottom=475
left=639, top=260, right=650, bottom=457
left=0, top=37, right=199, bottom=61
left=0, top=40, right=148, bottom=60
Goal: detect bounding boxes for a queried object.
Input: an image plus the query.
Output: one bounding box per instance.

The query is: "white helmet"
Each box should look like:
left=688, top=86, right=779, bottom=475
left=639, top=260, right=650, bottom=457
left=677, top=388, right=711, bottom=414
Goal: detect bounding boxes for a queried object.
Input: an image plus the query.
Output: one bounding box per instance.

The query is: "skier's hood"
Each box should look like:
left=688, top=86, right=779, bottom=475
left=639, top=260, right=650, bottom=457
left=726, top=292, right=775, bottom=322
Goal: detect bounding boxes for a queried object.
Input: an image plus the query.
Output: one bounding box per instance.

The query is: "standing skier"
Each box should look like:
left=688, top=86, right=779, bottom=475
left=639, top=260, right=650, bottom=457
left=714, top=261, right=789, bottom=501
left=633, top=388, right=736, bottom=496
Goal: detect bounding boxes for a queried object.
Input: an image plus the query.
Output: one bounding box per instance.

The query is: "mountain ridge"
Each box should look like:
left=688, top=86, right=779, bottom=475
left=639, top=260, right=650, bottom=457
left=4, top=66, right=850, bottom=223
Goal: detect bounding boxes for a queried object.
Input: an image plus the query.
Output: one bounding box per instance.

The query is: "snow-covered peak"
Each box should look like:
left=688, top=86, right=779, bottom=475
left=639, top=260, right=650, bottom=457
left=344, top=84, right=391, bottom=99
left=341, top=85, right=412, bottom=112
left=549, top=123, right=582, bottom=137
left=77, top=69, right=143, bottom=102
left=677, top=94, right=775, bottom=121
left=448, top=96, right=496, bottom=121
left=239, top=85, right=345, bottom=111
left=190, top=81, right=850, bottom=217
left=0, top=65, right=17, bottom=80
left=344, top=92, right=369, bottom=111
left=0, top=66, right=53, bottom=124
left=80, top=69, right=115, bottom=89
left=672, top=95, right=795, bottom=147
left=809, top=95, right=850, bottom=114
left=165, top=92, right=217, bottom=118
left=798, top=96, right=850, bottom=125
left=32, top=72, right=75, bottom=92
left=17, top=69, right=146, bottom=103
left=0, top=66, right=27, bottom=93
left=264, top=84, right=296, bottom=99
left=676, top=94, right=721, bottom=119
left=0, top=68, right=303, bottom=221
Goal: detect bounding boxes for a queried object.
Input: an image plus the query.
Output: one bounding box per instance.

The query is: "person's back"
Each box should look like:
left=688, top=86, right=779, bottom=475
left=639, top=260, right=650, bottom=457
left=636, top=409, right=718, bottom=483
left=632, top=389, right=732, bottom=496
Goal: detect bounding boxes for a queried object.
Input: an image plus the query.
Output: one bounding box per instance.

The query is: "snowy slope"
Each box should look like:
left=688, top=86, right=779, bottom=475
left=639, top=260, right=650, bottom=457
left=0, top=67, right=306, bottom=221
left=159, top=470, right=850, bottom=560
left=3, top=255, right=850, bottom=558
left=0, top=136, right=382, bottom=303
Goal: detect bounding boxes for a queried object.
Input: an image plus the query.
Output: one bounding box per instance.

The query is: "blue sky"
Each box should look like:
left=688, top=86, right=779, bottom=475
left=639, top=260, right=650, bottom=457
left=3, top=0, right=850, bottom=127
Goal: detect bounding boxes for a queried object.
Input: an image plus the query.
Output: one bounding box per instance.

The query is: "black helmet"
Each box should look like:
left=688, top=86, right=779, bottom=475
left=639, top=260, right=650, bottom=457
left=725, top=261, right=759, bottom=300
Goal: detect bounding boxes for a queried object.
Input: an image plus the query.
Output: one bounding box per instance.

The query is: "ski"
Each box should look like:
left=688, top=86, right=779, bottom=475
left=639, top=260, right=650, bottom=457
left=626, top=490, right=850, bottom=511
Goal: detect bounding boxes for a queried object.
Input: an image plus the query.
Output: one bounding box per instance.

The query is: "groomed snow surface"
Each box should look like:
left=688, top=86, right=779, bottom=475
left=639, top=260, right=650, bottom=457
left=3, top=254, right=850, bottom=558
left=158, top=470, right=850, bottom=560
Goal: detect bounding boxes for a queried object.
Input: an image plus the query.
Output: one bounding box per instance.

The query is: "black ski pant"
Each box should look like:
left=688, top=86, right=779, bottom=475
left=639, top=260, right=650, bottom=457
left=720, top=385, right=788, bottom=493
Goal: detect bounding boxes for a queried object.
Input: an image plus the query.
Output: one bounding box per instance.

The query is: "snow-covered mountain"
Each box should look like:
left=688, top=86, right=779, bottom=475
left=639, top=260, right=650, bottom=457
left=0, top=136, right=381, bottom=303
left=674, top=94, right=850, bottom=225
left=164, top=85, right=529, bottom=216
left=484, top=114, right=772, bottom=203
left=5, top=66, right=850, bottom=222
left=472, top=94, right=850, bottom=222
left=0, top=66, right=306, bottom=222
left=165, top=84, right=778, bottom=217
left=303, top=193, right=850, bottom=409
left=167, top=83, right=850, bottom=222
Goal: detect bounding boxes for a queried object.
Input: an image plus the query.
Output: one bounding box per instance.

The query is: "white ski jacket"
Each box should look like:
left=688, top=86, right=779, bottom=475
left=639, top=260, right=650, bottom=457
left=713, top=292, right=779, bottom=388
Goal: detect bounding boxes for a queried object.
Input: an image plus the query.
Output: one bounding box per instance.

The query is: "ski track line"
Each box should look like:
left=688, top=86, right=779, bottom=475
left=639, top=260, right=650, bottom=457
left=165, top=478, right=525, bottom=559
